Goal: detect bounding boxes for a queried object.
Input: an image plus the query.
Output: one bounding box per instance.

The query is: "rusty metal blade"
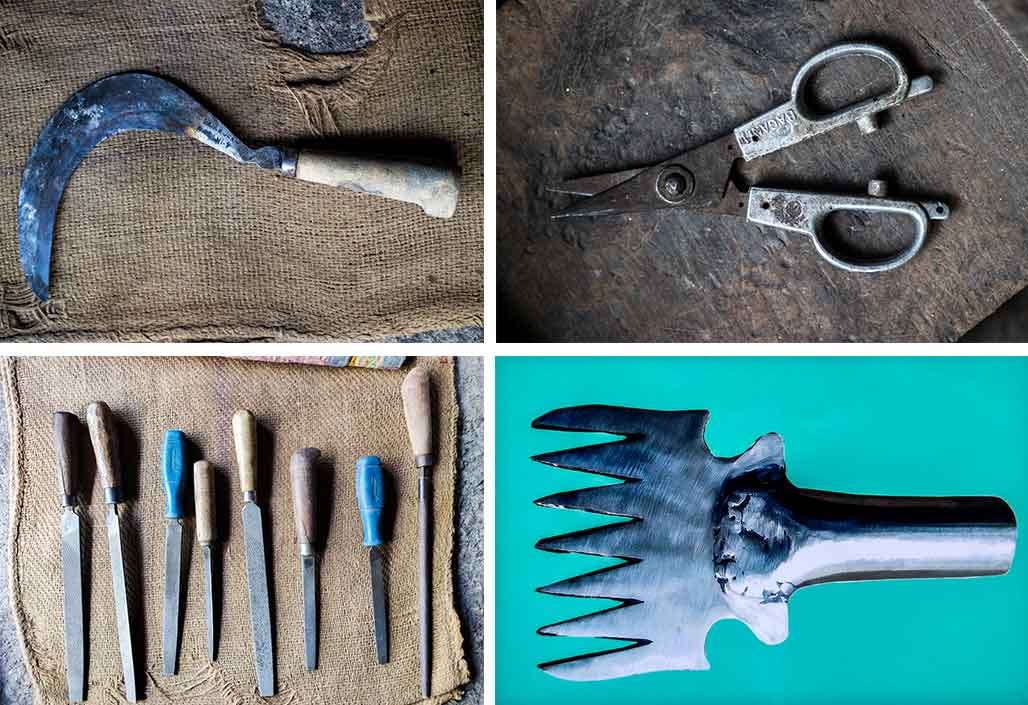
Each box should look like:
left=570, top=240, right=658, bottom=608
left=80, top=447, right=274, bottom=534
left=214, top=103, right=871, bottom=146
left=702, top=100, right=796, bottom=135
left=17, top=72, right=287, bottom=301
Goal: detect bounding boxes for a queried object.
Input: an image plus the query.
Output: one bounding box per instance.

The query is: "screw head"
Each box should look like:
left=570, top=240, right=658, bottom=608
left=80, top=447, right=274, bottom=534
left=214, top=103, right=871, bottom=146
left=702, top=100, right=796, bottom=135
left=656, top=166, right=695, bottom=204
left=867, top=179, right=889, bottom=198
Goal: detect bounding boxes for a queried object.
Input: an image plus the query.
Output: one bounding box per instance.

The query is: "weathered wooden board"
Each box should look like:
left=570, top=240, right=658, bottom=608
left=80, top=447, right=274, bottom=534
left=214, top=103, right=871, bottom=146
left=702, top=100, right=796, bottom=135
left=497, top=0, right=1028, bottom=341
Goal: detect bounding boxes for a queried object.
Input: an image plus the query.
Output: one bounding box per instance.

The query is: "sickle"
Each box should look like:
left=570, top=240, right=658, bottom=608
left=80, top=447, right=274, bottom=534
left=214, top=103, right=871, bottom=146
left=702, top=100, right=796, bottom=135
left=17, top=72, right=459, bottom=301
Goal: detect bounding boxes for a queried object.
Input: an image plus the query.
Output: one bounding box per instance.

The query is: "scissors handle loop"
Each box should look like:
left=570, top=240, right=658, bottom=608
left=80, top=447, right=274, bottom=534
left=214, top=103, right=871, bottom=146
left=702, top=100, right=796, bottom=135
left=734, top=42, right=931, bottom=161
left=746, top=184, right=949, bottom=273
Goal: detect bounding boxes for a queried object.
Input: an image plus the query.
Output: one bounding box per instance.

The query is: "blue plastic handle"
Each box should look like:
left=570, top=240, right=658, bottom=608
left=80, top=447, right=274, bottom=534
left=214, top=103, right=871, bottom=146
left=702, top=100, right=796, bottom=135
left=162, top=430, right=188, bottom=519
left=356, top=455, right=386, bottom=547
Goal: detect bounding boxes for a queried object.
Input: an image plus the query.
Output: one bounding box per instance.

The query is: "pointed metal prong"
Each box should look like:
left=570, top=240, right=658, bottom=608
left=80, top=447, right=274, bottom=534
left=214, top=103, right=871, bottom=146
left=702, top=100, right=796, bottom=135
left=538, top=601, right=646, bottom=639
left=532, top=441, right=655, bottom=480
left=535, top=482, right=644, bottom=516
left=536, top=519, right=647, bottom=558
left=539, top=641, right=654, bottom=681
left=538, top=561, right=644, bottom=600
left=908, top=75, right=934, bottom=99
left=532, top=405, right=708, bottom=438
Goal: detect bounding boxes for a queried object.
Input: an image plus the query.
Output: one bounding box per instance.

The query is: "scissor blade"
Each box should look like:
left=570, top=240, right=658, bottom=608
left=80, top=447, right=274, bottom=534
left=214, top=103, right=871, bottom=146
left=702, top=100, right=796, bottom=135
left=202, top=545, right=216, bottom=662
left=162, top=520, right=184, bottom=676
left=60, top=509, right=84, bottom=703
left=106, top=507, right=137, bottom=702
left=17, top=72, right=286, bottom=302
left=242, top=503, right=274, bottom=696
left=302, top=555, right=317, bottom=671
left=369, top=546, right=389, bottom=664
left=551, top=135, right=737, bottom=219
left=547, top=168, right=645, bottom=197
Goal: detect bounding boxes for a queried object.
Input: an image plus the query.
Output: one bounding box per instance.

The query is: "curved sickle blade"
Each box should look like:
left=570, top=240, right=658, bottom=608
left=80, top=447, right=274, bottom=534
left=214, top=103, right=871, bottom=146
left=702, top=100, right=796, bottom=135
left=17, top=72, right=287, bottom=301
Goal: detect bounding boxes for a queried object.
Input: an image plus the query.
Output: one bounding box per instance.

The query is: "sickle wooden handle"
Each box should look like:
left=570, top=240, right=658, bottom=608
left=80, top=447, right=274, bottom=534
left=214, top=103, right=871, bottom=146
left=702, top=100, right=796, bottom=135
left=294, top=151, right=459, bottom=219
left=86, top=401, right=121, bottom=494
left=401, top=367, right=434, bottom=465
left=53, top=412, right=79, bottom=503
left=290, top=448, right=320, bottom=549
left=232, top=410, right=258, bottom=495
left=194, top=460, right=216, bottom=545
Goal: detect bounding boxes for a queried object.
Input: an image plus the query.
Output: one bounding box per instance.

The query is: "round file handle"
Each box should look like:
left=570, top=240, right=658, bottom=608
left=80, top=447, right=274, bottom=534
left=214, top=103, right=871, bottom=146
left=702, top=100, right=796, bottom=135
left=356, top=456, right=386, bottom=547
left=162, top=430, right=188, bottom=519
left=86, top=402, right=121, bottom=498
left=401, top=367, right=434, bottom=465
left=290, top=448, right=320, bottom=549
left=53, top=412, right=79, bottom=504
left=232, top=410, right=258, bottom=494
left=193, top=460, right=216, bottom=545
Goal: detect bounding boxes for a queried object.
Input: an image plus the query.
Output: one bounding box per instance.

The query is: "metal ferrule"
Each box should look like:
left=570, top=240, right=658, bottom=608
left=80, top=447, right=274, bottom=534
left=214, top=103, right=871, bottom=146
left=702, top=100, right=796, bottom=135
left=415, top=453, right=435, bottom=468
left=299, top=542, right=315, bottom=557
left=280, top=148, right=298, bottom=177
left=62, top=494, right=76, bottom=508
left=242, top=490, right=257, bottom=503
left=104, top=487, right=120, bottom=505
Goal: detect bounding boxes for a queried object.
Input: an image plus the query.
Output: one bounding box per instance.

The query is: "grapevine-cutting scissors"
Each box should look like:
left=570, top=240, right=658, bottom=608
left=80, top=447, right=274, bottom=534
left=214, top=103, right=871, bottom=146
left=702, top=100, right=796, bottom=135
left=550, top=43, right=950, bottom=273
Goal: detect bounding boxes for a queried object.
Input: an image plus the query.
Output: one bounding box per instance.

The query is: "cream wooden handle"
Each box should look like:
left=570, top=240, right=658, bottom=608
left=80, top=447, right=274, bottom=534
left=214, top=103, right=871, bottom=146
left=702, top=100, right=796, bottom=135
left=294, top=151, right=459, bottom=219
left=401, top=367, right=434, bottom=463
left=232, top=410, right=258, bottom=494
left=194, top=460, right=216, bottom=545
left=86, top=401, right=120, bottom=492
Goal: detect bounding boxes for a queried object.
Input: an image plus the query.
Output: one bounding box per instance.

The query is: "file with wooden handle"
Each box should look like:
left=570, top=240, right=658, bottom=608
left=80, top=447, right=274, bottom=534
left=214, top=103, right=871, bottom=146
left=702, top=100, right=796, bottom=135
left=290, top=448, right=321, bottom=672
left=193, top=460, right=218, bottom=662
left=232, top=409, right=275, bottom=697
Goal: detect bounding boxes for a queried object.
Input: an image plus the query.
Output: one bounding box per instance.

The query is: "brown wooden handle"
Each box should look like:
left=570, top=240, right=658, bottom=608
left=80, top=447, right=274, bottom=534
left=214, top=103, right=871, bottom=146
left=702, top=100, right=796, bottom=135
left=86, top=401, right=120, bottom=493
left=232, top=410, right=257, bottom=494
left=53, top=412, right=79, bottom=502
left=294, top=151, right=460, bottom=219
left=290, top=448, right=320, bottom=548
left=401, top=367, right=434, bottom=463
left=194, top=460, right=216, bottom=545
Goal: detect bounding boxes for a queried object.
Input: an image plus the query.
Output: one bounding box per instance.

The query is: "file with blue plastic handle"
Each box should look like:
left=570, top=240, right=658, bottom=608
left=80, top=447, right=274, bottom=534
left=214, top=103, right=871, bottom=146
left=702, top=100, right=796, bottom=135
left=161, top=430, right=188, bottom=676
left=357, top=455, right=389, bottom=663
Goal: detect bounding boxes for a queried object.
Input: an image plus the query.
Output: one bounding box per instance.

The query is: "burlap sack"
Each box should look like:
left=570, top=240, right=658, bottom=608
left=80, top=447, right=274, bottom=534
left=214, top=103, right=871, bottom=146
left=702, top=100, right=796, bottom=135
left=3, top=356, right=470, bottom=704
left=0, top=1, right=482, bottom=340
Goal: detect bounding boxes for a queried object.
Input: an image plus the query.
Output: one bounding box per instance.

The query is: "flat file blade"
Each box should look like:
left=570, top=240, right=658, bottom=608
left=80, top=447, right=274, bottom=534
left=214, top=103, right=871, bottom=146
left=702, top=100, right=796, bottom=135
left=301, top=555, right=316, bottom=671
left=60, top=509, right=84, bottom=702
left=202, top=545, right=216, bottom=661
left=242, top=502, right=274, bottom=696
left=162, top=520, right=184, bottom=676
left=106, top=507, right=137, bottom=701
left=369, top=546, right=388, bottom=664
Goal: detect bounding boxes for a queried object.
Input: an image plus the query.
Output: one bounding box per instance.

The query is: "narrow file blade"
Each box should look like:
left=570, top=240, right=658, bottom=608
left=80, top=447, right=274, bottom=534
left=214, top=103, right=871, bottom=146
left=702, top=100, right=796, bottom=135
left=203, top=545, right=216, bottom=662
left=161, top=520, right=184, bottom=676
left=370, top=546, right=389, bottom=664
left=301, top=555, right=317, bottom=671
left=106, top=507, right=137, bottom=701
left=242, top=503, right=274, bottom=696
left=60, top=509, right=84, bottom=702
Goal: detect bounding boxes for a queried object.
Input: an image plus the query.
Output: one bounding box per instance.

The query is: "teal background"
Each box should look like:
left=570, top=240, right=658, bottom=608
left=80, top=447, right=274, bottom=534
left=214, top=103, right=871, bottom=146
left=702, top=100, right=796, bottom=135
left=496, top=357, right=1028, bottom=705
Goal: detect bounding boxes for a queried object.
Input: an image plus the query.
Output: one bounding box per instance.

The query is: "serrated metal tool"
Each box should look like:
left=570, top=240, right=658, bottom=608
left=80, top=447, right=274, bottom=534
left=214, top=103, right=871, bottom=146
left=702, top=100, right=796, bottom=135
left=532, top=405, right=1017, bottom=681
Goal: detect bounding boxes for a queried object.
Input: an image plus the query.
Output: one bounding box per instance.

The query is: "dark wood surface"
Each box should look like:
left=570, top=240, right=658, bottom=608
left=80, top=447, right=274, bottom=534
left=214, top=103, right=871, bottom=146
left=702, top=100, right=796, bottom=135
left=498, top=0, right=1028, bottom=341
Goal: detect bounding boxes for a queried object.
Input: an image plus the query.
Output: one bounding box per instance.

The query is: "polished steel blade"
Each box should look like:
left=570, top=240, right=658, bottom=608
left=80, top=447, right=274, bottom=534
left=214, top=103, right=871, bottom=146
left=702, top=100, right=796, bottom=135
left=301, top=555, right=317, bottom=671
left=17, top=72, right=288, bottom=301
left=242, top=503, right=274, bottom=696
left=369, top=546, right=388, bottom=664
left=60, top=509, right=84, bottom=702
left=202, top=545, right=216, bottom=662
left=161, top=520, right=184, bottom=676
left=106, top=507, right=137, bottom=701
